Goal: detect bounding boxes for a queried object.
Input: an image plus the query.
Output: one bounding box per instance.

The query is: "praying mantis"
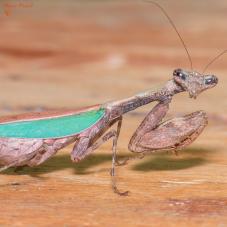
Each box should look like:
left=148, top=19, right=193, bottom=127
left=0, top=1, right=220, bottom=195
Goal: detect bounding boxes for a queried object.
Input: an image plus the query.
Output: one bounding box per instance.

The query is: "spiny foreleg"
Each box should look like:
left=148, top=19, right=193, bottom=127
left=128, top=101, right=208, bottom=155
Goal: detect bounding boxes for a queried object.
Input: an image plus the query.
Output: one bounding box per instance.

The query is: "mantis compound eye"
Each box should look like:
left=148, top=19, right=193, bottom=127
left=173, top=69, right=187, bottom=80
left=205, top=75, right=218, bottom=85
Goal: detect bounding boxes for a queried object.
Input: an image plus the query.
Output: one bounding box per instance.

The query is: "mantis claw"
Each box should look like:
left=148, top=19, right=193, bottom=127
left=112, top=185, right=130, bottom=196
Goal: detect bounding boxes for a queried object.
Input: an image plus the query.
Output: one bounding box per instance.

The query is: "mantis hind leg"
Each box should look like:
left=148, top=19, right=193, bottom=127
left=27, top=137, right=76, bottom=167
left=71, top=116, right=128, bottom=196
left=26, top=144, right=57, bottom=167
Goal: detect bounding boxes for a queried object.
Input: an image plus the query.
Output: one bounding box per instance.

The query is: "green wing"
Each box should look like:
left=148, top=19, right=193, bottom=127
left=0, top=108, right=105, bottom=139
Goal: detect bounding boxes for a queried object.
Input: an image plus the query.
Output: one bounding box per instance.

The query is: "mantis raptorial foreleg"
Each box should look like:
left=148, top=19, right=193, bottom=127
left=129, top=100, right=208, bottom=155
left=129, top=100, right=170, bottom=153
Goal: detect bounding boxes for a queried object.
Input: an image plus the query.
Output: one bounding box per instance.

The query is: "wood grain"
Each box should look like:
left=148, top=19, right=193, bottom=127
left=0, top=0, right=226, bottom=226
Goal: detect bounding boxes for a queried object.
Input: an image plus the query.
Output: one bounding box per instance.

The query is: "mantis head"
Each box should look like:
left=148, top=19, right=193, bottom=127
left=143, top=1, right=221, bottom=99
left=173, top=68, right=218, bottom=98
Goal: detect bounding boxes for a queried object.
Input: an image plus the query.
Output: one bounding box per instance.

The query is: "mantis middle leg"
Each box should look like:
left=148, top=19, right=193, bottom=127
left=71, top=116, right=128, bottom=196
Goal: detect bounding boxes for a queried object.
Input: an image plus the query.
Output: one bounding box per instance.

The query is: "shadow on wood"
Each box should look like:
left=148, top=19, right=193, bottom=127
left=132, top=147, right=213, bottom=171
left=1, top=153, right=114, bottom=176
left=1, top=147, right=214, bottom=176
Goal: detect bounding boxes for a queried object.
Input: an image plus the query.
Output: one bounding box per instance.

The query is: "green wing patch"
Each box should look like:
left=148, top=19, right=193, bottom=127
left=0, top=108, right=105, bottom=139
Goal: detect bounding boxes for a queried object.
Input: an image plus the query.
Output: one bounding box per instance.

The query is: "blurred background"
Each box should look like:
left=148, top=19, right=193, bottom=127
left=0, top=0, right=225, bottom=113
left=0, top=0, right=227, bottom=226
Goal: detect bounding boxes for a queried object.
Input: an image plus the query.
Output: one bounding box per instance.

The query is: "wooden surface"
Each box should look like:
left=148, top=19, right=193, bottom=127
left=0, top=0, right=227, bottom=226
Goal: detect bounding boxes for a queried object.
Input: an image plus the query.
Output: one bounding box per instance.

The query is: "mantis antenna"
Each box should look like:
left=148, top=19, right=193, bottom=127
left=203, top=49, right=227, bottom=73
left=143, top=0, right=193, bottom=70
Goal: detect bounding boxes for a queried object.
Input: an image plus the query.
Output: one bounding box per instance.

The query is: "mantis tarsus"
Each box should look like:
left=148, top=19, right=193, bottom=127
left=0, top=1, right=220, bottom=195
